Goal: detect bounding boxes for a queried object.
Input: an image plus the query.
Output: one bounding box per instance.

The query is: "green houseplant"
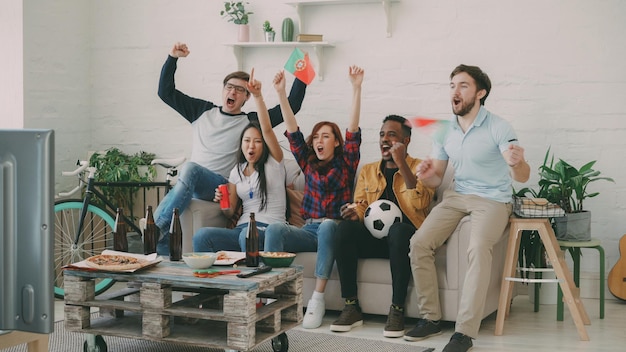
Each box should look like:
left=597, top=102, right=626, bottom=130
left=516, top=147, right=614, bottom=216
left=221, top=1, right=253, bottom=25
left=538, top=153, right=614, bottom=214
left=221, top=1, right=253, bottom=42
left=89, top=148, right=157, bottom=222
left=515, top=147, right=614, bottom=277
left=262, top=20, right=275, bottom=42
left=262, top=20, right=273, bottom=33
left=281, top=17, right=294, bottom=42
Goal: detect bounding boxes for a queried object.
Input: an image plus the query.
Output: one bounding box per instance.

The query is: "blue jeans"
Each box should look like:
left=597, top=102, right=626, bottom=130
left=264, top=220, right=339, bottom=279
left=155, top=162, right=227, bottom=255
left=192, top=222, right=268, bottom=253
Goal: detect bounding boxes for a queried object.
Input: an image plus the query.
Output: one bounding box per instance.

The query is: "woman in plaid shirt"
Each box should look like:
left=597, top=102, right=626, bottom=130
left=264, top=66, right=364, bottom=329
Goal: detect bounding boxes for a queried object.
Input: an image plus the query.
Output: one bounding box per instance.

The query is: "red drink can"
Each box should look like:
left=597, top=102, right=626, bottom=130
left=218, top=184, right=230, bottom=210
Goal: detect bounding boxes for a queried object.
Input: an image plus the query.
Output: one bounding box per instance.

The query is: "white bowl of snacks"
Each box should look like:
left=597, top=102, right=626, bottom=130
left=182, top=252, right=218, bottom=269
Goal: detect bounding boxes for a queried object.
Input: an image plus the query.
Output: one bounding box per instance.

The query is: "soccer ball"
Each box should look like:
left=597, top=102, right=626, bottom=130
left=363, top=200, right=403, bottom=239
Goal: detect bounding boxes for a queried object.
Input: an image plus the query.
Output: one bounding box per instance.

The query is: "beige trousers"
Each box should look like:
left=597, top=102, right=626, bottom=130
left=409, top=189, right=511, bottom=338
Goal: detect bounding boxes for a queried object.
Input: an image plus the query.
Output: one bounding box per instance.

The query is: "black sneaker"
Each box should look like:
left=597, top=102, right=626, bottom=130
left=403, top=318, right=442, bottom=341
left=383, top=305, right=405, bottom=338
left=330, top=304, right=363, bottom=332
left=442, top=332, right=473, bottom=352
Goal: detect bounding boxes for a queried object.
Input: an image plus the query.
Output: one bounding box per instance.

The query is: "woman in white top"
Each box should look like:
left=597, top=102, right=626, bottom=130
left=192, top=69, right=286, bottom=253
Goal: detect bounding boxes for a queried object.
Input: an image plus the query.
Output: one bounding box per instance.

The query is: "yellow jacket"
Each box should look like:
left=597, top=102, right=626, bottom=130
left=354, top=155, right=434, bottom=228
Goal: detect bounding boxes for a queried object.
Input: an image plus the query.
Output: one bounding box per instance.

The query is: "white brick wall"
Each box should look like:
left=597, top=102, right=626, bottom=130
left=18, top=0, right=626, bottom=292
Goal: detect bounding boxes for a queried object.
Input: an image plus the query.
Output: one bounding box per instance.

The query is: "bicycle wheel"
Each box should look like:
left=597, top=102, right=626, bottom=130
left=54, top=200, right=116, bottom=298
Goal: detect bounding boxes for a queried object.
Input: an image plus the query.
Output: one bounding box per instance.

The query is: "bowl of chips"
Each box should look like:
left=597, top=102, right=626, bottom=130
left=182, top=252, right=218, bottom=269
left=259, top=252, right=296, bottom=268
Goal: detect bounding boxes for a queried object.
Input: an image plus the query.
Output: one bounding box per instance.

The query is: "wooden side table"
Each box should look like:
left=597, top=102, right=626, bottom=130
left=494, top=217, right=591, bottom=341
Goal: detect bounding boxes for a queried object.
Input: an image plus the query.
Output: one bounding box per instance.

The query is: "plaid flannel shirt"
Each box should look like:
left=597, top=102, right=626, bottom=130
left=285, top=128, right=361, bottom=220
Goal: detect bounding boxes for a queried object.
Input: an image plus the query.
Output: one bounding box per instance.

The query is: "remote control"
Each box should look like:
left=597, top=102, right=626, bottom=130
left=236, top=265, right=272, bottom=278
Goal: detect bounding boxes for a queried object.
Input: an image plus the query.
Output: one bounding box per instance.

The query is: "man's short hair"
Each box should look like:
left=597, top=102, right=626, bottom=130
left=223, top=71, right=250, bottom=85
left=450, top=64, right=491, bottom=105
left=383, top=114, right=412, bottom=137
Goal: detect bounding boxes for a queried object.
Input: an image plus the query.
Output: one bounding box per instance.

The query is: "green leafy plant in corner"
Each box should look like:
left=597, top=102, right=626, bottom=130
left=221, top=1, right=253, bottom=25
left=514, top=146, right=614, bottom=280
left=538, top=151, right=614, bottom=214
left=262, top=20, right=274, bottom=33
left=89, top=148, right=157, bottom=222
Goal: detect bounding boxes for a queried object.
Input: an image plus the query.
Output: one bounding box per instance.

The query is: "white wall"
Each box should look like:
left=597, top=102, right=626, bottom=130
left=22, top=0, right=626, bottom=293
left=0, top=0, right=23, bottom=128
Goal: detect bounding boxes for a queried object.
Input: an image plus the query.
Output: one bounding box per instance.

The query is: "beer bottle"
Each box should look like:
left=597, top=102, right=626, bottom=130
left=113, top=208, right=128, bottom=252
left=143, top=205, right=158, bottom=255
left=169, top=208, right=183, bottom=261
left=245, top=212, right=259, bottom=267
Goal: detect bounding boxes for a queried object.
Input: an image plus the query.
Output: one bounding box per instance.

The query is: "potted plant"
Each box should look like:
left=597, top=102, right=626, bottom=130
left=262, top=20, right=275, bottom=42
left=89, top=147, right=157, bottom=222
left=517, top=147, right=614, bottom=241
left=514, top=148, right=612, bottom=302
left=220, top=1, right=253, bottom=42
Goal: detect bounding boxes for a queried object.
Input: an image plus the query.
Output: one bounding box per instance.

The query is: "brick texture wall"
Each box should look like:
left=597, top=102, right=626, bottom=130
left=19, top=0, right=626, bottom=295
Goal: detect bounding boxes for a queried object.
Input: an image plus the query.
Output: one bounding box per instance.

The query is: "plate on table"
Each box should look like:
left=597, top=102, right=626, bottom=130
left=214, top=251, right=246, bottom=265
left=66, top=250, right=162, bottom=272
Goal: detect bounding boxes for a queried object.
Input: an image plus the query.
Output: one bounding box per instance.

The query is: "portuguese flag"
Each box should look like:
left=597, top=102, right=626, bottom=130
left=284, top=47, right=316, bottom=85
left=409, top=117, right=451, bottom=144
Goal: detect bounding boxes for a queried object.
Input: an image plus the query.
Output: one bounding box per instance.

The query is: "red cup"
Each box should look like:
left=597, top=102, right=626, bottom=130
left=218, top=184, right=230, bottom=210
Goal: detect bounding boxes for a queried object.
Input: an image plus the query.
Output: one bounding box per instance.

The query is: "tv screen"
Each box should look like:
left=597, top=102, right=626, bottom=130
left=0, top=129, right=54, bottom=334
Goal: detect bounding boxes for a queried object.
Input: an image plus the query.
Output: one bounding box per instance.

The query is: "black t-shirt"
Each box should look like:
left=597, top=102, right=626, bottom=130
left=381, top=166, right=409, bottom=224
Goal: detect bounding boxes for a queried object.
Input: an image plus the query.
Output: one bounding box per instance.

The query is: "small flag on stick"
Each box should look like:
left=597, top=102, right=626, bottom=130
left=409, top=117, right=451, bottom=144
left=284, top=47, right=316, bottom=85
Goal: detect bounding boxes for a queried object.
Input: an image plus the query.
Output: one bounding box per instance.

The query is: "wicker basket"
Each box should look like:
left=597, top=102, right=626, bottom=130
left=512, top=196, right=565, bottom=218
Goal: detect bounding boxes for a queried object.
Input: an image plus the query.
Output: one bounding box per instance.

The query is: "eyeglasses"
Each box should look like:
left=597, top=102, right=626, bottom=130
left=224, top=83, right=248, bottom=94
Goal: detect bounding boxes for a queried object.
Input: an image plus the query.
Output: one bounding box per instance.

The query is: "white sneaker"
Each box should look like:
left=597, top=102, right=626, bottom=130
left=302, top=298, right=325, bottom=329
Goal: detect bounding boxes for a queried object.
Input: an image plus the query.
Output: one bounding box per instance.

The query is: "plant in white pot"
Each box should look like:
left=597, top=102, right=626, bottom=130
left=262, top=20, right=275, bottom=42
left=221, top=1, right=253, bottom=42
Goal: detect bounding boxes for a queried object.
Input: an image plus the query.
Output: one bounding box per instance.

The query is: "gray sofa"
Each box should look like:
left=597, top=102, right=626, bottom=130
left=180, top=159, right=510, bottom=321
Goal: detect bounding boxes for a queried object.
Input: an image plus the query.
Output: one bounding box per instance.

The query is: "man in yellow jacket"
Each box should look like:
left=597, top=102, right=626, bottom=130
left=329, top=114, right=435, bottom=337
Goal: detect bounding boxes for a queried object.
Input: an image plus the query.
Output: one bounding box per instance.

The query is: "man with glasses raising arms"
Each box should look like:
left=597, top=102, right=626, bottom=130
left=154, top=42, right=307, bottom=255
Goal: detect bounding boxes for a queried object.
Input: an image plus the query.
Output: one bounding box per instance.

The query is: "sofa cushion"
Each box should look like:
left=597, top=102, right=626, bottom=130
left=286, top=188, right=305, bottom=228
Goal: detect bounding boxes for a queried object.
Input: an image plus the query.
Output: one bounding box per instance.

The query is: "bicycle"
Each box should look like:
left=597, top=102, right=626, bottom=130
left=54, top=156, right=186, bottom=298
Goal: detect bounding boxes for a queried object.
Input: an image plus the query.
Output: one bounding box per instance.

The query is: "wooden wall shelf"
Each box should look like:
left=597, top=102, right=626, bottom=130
left=223, top=42, right=334, bottom=80
left=285, top=0, right=400, bottom=37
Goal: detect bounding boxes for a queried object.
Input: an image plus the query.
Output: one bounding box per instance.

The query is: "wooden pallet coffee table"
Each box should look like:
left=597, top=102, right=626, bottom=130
left=63, top=261, right=303, bottom=351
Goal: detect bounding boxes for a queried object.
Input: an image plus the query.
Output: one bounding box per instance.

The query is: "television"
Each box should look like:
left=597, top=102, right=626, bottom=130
left=0, top=129, right=54, bottom=334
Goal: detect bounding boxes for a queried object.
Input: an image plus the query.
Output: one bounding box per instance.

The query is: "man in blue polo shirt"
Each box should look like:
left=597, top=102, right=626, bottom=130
left=404, top=64, right=530, bottom=352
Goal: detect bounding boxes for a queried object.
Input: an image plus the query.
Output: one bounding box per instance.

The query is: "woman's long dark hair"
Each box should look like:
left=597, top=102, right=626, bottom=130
left=237, top=122, right=270, bottom=211
left=304, top=121, right=344, bottom=169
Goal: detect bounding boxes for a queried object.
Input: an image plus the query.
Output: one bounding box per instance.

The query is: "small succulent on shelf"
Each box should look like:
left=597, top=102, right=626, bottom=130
left=262, top=20, right=274, bottom=33
left=220, top=1, right=253, bottom=25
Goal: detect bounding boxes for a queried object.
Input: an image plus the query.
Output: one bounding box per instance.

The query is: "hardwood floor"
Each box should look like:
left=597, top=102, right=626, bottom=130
left=295, top=295, right=625, bottom=352
left=55, top=294, right=624, bottom=351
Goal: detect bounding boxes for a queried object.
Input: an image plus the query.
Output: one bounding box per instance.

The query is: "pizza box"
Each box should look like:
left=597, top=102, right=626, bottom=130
left=65, top=250, right=163, bottom=272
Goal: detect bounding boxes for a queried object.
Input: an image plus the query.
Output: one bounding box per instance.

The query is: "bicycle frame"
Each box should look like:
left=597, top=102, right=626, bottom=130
left=69, top=160, right=178, bottom=246
left=54, top=157, right=185, bottom=298
left=74, top=177, right=150, bottom=243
